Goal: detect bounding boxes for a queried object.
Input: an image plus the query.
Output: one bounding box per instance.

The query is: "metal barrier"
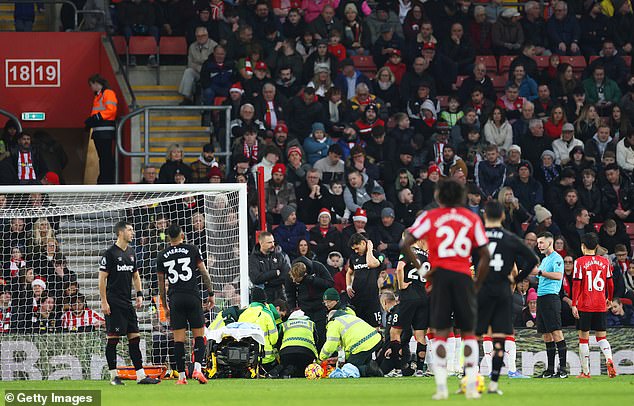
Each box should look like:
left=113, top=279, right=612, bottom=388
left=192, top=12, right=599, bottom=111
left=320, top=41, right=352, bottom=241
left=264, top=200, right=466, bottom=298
left=0, top=108, right=22, bottom=133
left=115, top=105, right=232, bottom=183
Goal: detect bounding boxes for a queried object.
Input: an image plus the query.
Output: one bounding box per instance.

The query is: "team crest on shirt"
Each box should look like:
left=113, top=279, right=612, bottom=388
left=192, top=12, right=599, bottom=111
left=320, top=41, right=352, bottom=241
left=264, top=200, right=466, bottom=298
left=130, top=256, right=134, bottom=261
left=118, top=257, right=122, bottom=261
left=273, top=258, right=278, bottom=263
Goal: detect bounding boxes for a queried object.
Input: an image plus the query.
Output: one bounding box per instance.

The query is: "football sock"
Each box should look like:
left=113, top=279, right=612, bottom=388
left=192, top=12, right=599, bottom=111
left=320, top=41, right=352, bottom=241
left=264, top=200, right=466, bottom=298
left=110, top=370, right=117, bottom=381
left=446, top=334, right=455, bottom=371
left=545, top=341, right=556, bottom=373
left=556, top=340, right=567, bottom=372
left=106, top=337, right=119, bottom=373
left=491, top=338, right=505, bottom=383
left=505, top=336, right=517, bottom=373
left=128, top=336, right=144, bottom=371
left=193, top=336, right=206, bottom=373
left=597, top=338, right=613, bottom=361
left=482, top=337, right=493, bottom=373
left=416, top=342, right=427, bottom=370
left=432, top=337, right=448, bottom=393
left=454, top=334, right=462, bottom=372
left=175, top=341, right=186, bottom=377
left=463, top=336, right=479, bottom=394
left=579, top=338, right=590, bottom=374
left=425, top=333, right=434, bottom=370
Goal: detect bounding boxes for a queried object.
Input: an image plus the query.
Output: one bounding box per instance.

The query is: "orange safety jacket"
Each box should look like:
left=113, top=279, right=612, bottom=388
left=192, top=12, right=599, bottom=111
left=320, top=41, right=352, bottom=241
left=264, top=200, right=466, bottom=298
left=87, top=88, right=118, bottom=137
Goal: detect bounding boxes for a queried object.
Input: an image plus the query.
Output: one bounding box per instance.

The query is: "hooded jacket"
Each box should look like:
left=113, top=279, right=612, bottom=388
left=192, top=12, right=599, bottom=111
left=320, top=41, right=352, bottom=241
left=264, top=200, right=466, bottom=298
left=475, top=157, right=507, bottom=198
left=584, top=133, right=617, bottom=163
left=343, top=171, right=376, bottom=213
left=284, top=256, right=334, bottom=313
left=248, top=245, right=290, bottom=301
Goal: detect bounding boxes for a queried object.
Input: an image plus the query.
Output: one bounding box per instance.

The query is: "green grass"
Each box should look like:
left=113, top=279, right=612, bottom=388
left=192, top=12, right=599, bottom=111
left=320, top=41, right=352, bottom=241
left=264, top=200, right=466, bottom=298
left=2, top=376, right=633, bottom=406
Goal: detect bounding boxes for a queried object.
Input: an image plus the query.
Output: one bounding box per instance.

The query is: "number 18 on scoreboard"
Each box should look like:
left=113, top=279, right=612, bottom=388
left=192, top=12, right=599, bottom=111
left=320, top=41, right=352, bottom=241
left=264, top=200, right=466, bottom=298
left=5, top=59, right=61, bottom=87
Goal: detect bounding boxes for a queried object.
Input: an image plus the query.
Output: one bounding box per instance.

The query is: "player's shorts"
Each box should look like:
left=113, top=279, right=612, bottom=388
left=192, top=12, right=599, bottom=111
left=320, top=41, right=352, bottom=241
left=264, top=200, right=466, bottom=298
left=396, top=297, right=429, bottom=331
left=352, top=297, right=382, bottom=327
left=476, top=292, right=513, bottom=335
left=576, top=311, right=607, bottom=332
left=170, top=293, right=205, bottom=330
left=429, top=268, right=476, bottom=331
left=536, top=294, right=562, bottom=334
left=106, top=304, right=139, bottom=336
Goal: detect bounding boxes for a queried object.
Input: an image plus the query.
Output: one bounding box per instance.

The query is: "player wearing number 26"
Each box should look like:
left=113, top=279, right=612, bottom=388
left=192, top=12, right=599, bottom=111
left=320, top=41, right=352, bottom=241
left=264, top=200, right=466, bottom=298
left=400, top=179, right=490, bottom=400
left=157, top=224, right=215, bottom=385
left=572, top=232, right=617, bottom=379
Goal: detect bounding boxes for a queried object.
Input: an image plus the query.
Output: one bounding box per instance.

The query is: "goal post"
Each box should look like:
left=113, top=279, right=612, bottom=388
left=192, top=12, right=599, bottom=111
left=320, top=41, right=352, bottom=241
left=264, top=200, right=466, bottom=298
left=0, top=183, right=248, bottom=380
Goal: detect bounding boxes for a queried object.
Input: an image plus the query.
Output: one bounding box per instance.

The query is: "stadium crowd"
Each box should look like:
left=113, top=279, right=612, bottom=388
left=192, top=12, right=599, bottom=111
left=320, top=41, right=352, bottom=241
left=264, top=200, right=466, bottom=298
left=2, top=0, right=634, bottom=376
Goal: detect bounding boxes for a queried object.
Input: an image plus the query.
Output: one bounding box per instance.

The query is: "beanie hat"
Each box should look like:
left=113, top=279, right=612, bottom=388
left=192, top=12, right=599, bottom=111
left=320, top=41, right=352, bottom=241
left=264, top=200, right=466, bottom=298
left=281, top=205, right=296, bottom=223
left=251, top=287, right=267, bottom=303
left=428, top=165, right=441, bottom=176
left=275, top=122, right=288, bottom=133
left=318, top=208, right=331, bottom=221
left=541, top=150, right=556, bottom=160
left=272, top=163, right=286, bottom=175
left=208, top=166, right=223, bottom=179
left=287, top=146, right=302, bottom=159
left=352, top=208, right=367, bottom=222
left=508, top=144, right=522, bottom=154
left=43, top=172, right=60, bottom=185
left=323, top=287, right=340, bottom=301
left=229, top=82, right=244, bottom=94
left=312, top=122, right=325, bottom=133
left=527, top=288, right=538, bottom=302
left=534, top=204, right=552, bottom=223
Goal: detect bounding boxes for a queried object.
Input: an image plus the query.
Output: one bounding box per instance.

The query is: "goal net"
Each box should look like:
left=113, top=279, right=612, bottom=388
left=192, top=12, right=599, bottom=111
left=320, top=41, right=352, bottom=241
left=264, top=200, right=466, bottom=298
left=0, top=184, right=248, bottom=381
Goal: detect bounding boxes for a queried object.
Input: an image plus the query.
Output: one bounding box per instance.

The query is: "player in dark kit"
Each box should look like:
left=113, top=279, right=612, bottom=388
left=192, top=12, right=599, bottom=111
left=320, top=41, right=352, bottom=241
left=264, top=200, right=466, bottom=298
left=400, top=179, right=490, bottom=400
left=345, top=233, right=386, bottom=327
left=99, top=221, right=160, bottom=385
left=396, top=238, right=431, bottom=375
left=478, top=201, right=539, bottom=394
left=377, top=291, right=411, bottom=376
left=157, top=224, right=215, bottom=385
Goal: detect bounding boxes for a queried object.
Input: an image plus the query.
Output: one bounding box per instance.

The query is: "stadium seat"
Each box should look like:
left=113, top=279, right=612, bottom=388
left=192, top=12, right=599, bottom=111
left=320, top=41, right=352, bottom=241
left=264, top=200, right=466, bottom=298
left=455, top=75, right=468, bottom=88
left=625, top=223, right=634, bottom=236
left=499, top=55, right=517, bottom=75
left=624, top=56, right=632, bottom=68
left=475, top=55, right=497, bottom=73
left=351, top=55, right=377, bottom=78
left=533, top=55, right=550, bottom=69
left=559, top=56, right=586, bottom=74
left=214, top=96, right=227, bottom=106
left=621, top=298, right=633, bottom=306
left=491, top=74, right=507, bottom=93
left=159, top=36, right=187, bottom=55
left=111, top=36, right=127, bottom=55
left=129, top=36, right=158, bottom=55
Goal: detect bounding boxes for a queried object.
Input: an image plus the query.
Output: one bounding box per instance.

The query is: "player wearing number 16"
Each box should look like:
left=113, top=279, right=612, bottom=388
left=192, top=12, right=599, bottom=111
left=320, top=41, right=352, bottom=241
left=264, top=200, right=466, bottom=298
left=572, top=232, right=617, bottom=379
left=157, top=224, right=215, bottom=385
left=400, top=179, right=490, bottom=400
left=99, top=221, right=160, bottom=385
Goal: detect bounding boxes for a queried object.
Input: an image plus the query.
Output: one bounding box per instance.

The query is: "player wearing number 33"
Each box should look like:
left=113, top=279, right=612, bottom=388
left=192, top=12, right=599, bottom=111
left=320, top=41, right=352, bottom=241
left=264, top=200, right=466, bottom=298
left=157, top=224, right=215, bottom=385
left=99, top=221, right=160, bottom=385
left=400, top=179, right=490, bottom=400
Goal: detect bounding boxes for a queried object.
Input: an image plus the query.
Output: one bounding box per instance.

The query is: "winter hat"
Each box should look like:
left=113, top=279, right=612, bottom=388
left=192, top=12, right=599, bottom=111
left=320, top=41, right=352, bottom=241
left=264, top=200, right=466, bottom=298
left=527, top=288, right=538, bottom=302
left=421, top=99, right=437, bottom=118
left=502, top=8, right=520, bottom=18
left=255, top=61, right=268, bottom=71
left=229, top=82, right=244, bottom=94
left=287, top=146, right=302, bottom=159
left=508, top=145, right=522, bottom=154
left=318, top=208, right=331, bottom=221
left=381, top=207, right=395, bottom=218
left=281, top=205, right=296, bottom=223
left=422, top=42, right=435, bottom=50
left=312, top=122, right=325, bottom=133
left=31, top=278, right=46, bottom=290
left=365, top=104, right=378, bottom=113
left=534, top=204, right=552, bottom=223
left=275, top=122, right=288, bottom=133
left=203, top=143, right=214, bottom=153
left=251, top=287, right=267, bottom=303
left=352, top=208, right=368, bottom=222
left=540, top=150, right=555, bottom=160
left=208, top=166, right=223, bottom=179
left=323, top=287, right=340, bottom=301
left=43, top=172, right=60, bottom=185
left=428, top=165, right=441, bottom=176
left=272, top=163, right=286, bottom=175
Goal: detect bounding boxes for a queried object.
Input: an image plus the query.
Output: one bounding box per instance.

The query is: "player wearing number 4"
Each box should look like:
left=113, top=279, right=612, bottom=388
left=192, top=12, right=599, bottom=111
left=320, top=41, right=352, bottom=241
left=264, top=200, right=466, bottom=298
left=401, top=179, right=490, bottom=400
left=572, top=232, right=617, bottom=379
left=477, top=201, right=539, bottom=394
left=157, top=224, right=215, bottom=385
left=99, top=221, right=160, bottom=385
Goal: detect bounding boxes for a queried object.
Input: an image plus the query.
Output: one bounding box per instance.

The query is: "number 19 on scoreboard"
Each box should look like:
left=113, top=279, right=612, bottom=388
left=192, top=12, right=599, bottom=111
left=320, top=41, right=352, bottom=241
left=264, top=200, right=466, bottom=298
left=5, top=59, right=61, bottom=87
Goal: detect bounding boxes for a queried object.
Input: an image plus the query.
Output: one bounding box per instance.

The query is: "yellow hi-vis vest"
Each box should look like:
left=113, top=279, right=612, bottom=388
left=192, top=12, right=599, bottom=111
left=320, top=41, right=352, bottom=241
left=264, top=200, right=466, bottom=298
left=238, top=302, right=278, bottom=363
left=319, top=314, right=381, bottom=361
left=281, top=317, right=318, bottom=357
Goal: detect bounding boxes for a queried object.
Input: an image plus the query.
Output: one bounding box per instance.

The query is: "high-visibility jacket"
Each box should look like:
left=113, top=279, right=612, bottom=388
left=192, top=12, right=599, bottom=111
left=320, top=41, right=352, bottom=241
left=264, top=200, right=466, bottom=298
left=238, top=302, right=279, bottom=363
left=208, top=306, right=242, bottom=330
left=281, top=316, right=317, bottom=357
left=319, top=313, right=381, bottom=361
left=88, top=89, right=118, bottom=138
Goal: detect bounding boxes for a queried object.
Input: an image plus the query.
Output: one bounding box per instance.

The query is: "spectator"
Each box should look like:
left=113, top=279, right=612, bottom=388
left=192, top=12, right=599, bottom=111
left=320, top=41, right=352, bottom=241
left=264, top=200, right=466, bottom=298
left=608, top=105, right=633, bottom=141
left=401, top=3, right=424, bottom=42
left=353, top=104, right=385, bottom=140
left=552, top=122, right=584, bottom=165
left=601, top=163, right=634, bottom=222
left=200, top=44, right=235, bottom=107
left=585, top=124, right=617, bottom=165
left=314, top=143, right=345, bottom=185
left=366, top=4, right=403, bottom=44
left=28, top=217, right=55, bottom=259
left=440, top=22, right=475, bottom=75
left=295, top=168, right=328, bottom=224
left=369, top=207, right=404, bottom=267
left=309, top=208, right=342, bottom=263
left=190, top=143, right=218, bottom=183
left=303, top=39, right=339, bottom=84
left=512, top=101, right=536, bottom=142
left=139, top=164, right=158, bottom=184
left=576, top=168, right=601, bottom=222
left=118, top=0, right=160, bottom=65
left=285, top=146, right=311, bottom=191
left=579, top=1, right=610, bottom=58
left=512, top=278, right=530, bottom=327
left=582, top=65, right=622, bottom=115
left=439, top=96, right=464, bottom=128
left=534, top=149, right=561, bottom=187
left=243, top=61, right=272, bottom=102
left=7, top=132, right=47, bottom=185
left=551, top=63, right=579, bottom=104
left=547, top=1, right=581, bottom=55
left=343, top=169, right=376, bottom=215
left=534, top=85, right=555, bottom=119
left=158, top=143, right=192, bottom=184
left=616, top=130, right=634, bottom=173
left=421, top=41, right=457, bottom=96
left=255, top=83, right=287, bottom=132
left=309, top=5, right=344, bottom=42
left=457, top=127, right=488, bottom=177
left=400, top=57, right=436, bottom=104
left=574, top=104, right=602, bottom=143
left=507, top=64, right=538, bottom=102
left=334, top=58, right=372, bottom=102
left=562, top=208, right=593, bottom=257
left=395, top=187, right=421, bottom=227
left=521, top=1, right=549, bottom=55
left=273, top=205, right=309, bottom=260
left=32, top=294, right=60, bottom=334
left=366, top=126, right=396, bottom=165
left=231, top=125, right=264, bottom=168
left=586, top=40, right=628, bottom=87
left=483, top=107, right=513, bottom=155
left=609, top=1, right=634, bottom=56
left=498, top=186, right=530, bottom=236
left=341, top=3, right=372, bottom=56
left=611, top=243, right=631, bottom=296
left=265, top=163, right=297, bottom=225
left=607, top=298, right=634, bottom=326
left=527, top=204, right=561, bottom=238
left=507, top=161, right=544, bottom=215
left=469, top=5, right=493, bottom=55
left=308, top=66, right=334, bottom=98
left=522, top=288, right=538, bottom=328
left=475, top=144, right=506, bottom=199
left=61, top=294, right=104, bottom=332
left=275, top=66, right=302, bottom=101
left=491, top=8, right=524, bottom=56
left=372, top=67, right=400, bottom=115
left=496, top=84, right=526, bottom=123
left=286, top=87, right=327, bottom=142
left=178, top=27, right=217, bottom=105
left=0, top=284, right=10, bottom=332
left=361, top=185, right=392, bottom=229
left=564, top=146, right=595, bottom=184
left=372, top=25, right=405, bottom=69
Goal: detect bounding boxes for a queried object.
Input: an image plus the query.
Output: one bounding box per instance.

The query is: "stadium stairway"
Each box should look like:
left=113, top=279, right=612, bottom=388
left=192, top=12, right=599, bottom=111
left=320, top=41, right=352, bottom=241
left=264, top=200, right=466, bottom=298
left=129, top=67, right=211, bottom=168
left=0, top=3, right=48, bottom=31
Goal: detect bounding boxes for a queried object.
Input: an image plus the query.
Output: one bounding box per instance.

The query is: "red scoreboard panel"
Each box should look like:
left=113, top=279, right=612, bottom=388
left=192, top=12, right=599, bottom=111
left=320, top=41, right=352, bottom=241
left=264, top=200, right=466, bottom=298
left=5, top=59, right=61, bottom=87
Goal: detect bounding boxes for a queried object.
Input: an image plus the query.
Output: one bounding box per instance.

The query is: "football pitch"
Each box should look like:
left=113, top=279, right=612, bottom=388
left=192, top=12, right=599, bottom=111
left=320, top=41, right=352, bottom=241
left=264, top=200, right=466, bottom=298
left=2, top=376, right=632, bottom=406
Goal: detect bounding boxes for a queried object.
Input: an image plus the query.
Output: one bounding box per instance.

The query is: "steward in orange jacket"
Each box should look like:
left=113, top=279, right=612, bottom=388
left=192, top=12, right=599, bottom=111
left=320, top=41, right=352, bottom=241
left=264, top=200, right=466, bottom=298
left=86, top=74, right=118, bottom=183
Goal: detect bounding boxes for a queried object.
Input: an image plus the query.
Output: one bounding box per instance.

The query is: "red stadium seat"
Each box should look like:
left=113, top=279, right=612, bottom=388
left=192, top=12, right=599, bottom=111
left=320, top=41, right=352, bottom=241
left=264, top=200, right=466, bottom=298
left=491, top=74, right=507, bottom=93
left=334, top=224, right=345, bottom=232
left=625, top=223, right=634, bottom=236
left=455, top=75, right=468, bottom=88
left=533, top=55, right=550, bottom=69
left=593, top=223, right=603, bottom=233
left=129, top=36, right=158, bottom=55
left=589, top=55, right=599, bottom=65
left=621, top=298, right=633, bottom=305
left=559, top=56, right=586, bottom=73
left=475, top=55, right=497, bottom=74
left=213, top=96, right=227, bottom=106
left=350, top=55, right=377, bottom=77
left=499, top=55, right=517, bottom=75
left=625, top=56, right=632, bottom=68
left=111, top=36, right=127, bottom=55
left=159, top=36, right=187, bottom=55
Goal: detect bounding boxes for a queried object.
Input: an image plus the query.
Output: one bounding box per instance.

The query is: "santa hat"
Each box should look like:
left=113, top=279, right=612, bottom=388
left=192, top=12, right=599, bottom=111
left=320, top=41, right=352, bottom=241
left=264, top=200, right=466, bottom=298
left=318, top=208, right=331, bottom=221
left=31, top=278, right=46, bottom=290
left=352, top=208, right=367, bottom=222
left=229, top=82, right=244, bottom=94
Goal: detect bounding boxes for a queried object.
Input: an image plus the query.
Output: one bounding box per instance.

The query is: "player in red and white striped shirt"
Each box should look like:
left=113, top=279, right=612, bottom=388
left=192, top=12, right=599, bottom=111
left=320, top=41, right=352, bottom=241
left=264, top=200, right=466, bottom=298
left=61, top=294, right=105, bottom=332
left=572, top=232, right=616, bottom=379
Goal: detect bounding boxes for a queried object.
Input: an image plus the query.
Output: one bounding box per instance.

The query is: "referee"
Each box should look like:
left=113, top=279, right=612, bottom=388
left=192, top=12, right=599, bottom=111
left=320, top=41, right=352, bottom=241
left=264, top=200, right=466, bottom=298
left=535, top=232, right=568, bottom=378
left=99, top=221, right=159, bottom=385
